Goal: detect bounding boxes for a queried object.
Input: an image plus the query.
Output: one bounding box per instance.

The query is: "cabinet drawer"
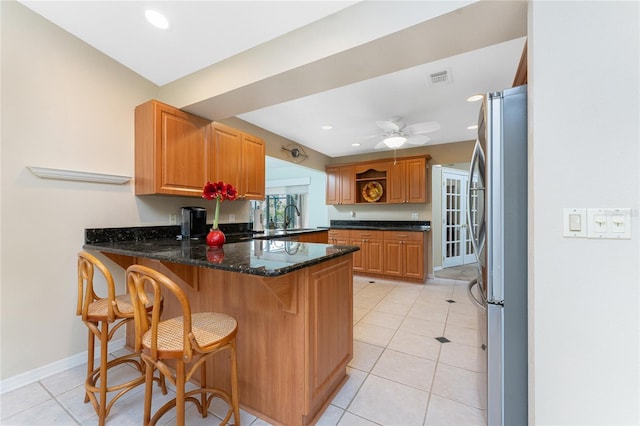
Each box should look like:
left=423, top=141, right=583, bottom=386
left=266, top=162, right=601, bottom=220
left=383, top=231, right=423, bottom=241
left=328, top=229, right=350, bottom=245
left=328, top=229, right=350, bottom=239
left=349, top=230, right=383, bottom=240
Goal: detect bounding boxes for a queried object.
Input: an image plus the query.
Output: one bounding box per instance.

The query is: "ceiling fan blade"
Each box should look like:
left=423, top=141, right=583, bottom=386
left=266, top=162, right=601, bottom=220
left=362, top=133, right=382, bottom=140
left=407, top=134, right=431, bottom=145
left=375, top=120, right=401, bottom=132
left=405, top=121, right=440, bottom=135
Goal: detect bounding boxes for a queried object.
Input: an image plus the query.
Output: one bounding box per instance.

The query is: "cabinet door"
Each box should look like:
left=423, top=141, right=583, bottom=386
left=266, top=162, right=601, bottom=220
left=386, top=161, right=405, bottom=203
left=403, top=240, right=424, bottom=279
left=242, top=133, right=265, bottom=200
left=326, top=167, right=340, bottom=205
left=383, top=240, right=403, bottom=277
left=350, top=238, right=365, bottom=273
left=338, top=166, right=355, bottom=204
left=159, top=107, right=211, bottom=195
left=135, top=100, right=210, bottom=196
left=386, top=158, right=426, bottom=203
left=366, top=239, right=385, bottom=274
left=405, top=158, right=427, bottom=203
left=211, top=123, right=242, bottom=190
left=326, top=166, right=355, bottom=205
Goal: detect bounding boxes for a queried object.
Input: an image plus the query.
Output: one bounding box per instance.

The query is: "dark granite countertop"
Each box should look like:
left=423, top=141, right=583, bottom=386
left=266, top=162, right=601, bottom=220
left=328, top=220, right=431, bottom=232
left=84, top=226, right=357, bottom=277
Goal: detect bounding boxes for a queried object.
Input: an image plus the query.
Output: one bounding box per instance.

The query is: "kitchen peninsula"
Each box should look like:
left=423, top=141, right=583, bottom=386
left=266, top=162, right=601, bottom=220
left=83, top=226, right=358, bottom=426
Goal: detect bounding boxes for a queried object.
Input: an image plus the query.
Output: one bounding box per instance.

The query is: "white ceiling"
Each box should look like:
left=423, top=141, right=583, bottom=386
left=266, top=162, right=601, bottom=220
left=18, top=0, right=526, bottom=159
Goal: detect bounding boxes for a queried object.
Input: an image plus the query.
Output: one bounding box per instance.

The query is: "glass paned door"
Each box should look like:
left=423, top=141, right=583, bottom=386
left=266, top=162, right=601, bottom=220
left=442, top=169, right=475, bottom=267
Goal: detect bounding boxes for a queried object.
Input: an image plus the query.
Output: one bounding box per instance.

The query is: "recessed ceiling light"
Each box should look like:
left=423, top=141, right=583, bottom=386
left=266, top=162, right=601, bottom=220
left=145, top=10, right=170, bottom=30
left=467, top=94, right=483, bottom=102
left=351, top=143, right=361, bottom=147
left=467, top=124, right=478, bottom=130
left=320, top=125, right=333, bottom=130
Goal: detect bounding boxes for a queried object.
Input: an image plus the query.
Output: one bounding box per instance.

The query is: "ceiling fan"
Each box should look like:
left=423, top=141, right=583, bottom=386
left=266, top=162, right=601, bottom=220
left=372, top=118, right=440, bottom=150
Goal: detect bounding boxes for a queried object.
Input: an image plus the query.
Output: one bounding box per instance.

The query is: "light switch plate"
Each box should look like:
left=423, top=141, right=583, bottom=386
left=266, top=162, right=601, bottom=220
left=563, top=208, right=587, bottom=238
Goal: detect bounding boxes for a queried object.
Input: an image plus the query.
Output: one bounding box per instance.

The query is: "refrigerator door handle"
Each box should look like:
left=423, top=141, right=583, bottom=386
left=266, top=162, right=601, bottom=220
left=467, top=141, right=486, bottom=259
left=467, top=278, right=486, bottom=310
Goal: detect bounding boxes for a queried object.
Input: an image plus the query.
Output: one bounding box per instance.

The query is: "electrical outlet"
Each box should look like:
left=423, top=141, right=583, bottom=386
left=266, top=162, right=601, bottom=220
left=411, top=213, right=419, bottom=220
left=169, top=214, right=177, bottom=225
left=350, top=211, right=356, bottom=218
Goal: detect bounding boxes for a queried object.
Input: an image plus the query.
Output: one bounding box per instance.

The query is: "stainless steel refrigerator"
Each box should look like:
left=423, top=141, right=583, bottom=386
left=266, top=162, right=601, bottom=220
left=467, top=85, right=528, bottom=426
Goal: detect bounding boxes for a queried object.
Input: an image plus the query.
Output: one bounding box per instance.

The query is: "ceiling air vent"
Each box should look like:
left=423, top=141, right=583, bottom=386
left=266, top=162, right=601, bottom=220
left=428, top=69, right=452, bottom=86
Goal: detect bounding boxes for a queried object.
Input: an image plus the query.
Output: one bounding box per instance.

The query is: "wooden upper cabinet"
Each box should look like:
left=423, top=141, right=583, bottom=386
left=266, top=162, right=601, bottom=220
left=135, top=100, right=211, bottom=196
left=135, top=103, right=265, bottom=199
left=327, top=156, right=429, bottom=205
left=326, top=165, right=355, bottom=205
left=241, top=133, right=266, bottom=200
left=211, top=122, right=265, bottom=200
left=387, top=157, right=427, bottom=203
left=211, top=122, right=242, bottom=190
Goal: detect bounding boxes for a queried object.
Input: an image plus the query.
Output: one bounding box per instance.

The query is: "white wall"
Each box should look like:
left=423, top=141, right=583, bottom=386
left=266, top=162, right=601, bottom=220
left=530, top=2, right=639, bottom=424
left=0, top=1, right=248, bottom=384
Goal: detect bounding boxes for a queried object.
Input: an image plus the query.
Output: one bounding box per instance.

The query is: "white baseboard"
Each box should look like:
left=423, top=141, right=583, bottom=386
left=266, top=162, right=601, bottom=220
left=0, top=338, right=126, bottom=395
left=433, top=266, right=443, bottom=272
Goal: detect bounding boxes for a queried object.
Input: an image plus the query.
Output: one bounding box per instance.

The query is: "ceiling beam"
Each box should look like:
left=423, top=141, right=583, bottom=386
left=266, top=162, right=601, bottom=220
left=162, top=1, right=526, bottom=121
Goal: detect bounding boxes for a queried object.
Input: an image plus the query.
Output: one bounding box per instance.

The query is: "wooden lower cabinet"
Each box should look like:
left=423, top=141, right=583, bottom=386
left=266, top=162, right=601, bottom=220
left=297, top=231, right=328, bottom=243
left=349, top=230, right=384, bottom=275
left=383, top=231, right=425, bottom=280
left=120, top=255, right=353, bottom=426
left=328, top=229, right=350, bottom=245
left=330, top=228, right=427, bottom=282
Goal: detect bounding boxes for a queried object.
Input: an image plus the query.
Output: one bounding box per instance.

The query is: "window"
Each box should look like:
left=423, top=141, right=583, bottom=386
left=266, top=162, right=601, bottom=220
left=251, top=194, right=305, bottom=230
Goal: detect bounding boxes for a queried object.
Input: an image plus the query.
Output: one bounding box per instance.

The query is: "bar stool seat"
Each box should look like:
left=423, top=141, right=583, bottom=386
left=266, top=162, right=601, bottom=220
left=77, top=251, right=166, bottom=425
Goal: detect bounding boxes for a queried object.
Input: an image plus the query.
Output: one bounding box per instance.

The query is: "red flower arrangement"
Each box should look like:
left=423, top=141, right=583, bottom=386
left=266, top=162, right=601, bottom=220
left=202, top=181, right=238, bottom=230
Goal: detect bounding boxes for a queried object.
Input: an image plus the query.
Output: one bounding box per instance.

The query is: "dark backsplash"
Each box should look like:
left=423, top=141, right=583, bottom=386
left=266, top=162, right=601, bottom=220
left=85, top=223, right=254, bottom=244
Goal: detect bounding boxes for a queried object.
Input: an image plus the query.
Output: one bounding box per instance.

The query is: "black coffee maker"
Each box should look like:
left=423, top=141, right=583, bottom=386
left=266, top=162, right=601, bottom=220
left=180, top=207, right=207, bottom=239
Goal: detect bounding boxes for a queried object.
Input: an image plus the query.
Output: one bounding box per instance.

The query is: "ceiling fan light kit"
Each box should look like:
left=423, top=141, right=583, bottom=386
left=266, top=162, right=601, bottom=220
left=383, top=135, right=407, bottom=148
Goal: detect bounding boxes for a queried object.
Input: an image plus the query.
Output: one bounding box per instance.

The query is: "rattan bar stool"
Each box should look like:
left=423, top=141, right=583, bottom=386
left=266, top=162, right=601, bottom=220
left=77, top=252, right=166, bottom=425
left=126, top=264, right=241, bottom=426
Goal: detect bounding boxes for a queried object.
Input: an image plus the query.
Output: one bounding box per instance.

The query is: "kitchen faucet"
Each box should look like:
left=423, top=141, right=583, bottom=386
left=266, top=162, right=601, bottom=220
left=283, top=204, right=301, bottom=229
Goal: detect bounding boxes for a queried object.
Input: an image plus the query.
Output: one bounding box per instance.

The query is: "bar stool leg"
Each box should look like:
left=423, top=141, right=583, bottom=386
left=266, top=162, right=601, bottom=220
left=230, top=340, right=241, bottom=426
left=98, top=323, right=109, bottom=426
left=85, top=328, right=94, bottom=404
left=199, top=362, right=208, bottom=417
left=143, top=359, right=154, bottom=426
left=175, top=361, right=186, bottom=426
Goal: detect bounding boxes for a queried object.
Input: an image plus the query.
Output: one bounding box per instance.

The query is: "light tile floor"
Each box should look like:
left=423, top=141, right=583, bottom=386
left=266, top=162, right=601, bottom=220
left=0, top=275, right=486, bottom=425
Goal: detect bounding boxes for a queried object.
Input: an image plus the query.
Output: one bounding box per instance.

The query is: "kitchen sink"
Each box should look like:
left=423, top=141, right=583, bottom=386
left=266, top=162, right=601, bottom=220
left=254, top=228, right=320, bottom=239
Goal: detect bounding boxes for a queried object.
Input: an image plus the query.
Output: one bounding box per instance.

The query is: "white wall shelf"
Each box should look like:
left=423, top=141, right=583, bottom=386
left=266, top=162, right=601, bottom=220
left=27, top=166, right=131, bottom=185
